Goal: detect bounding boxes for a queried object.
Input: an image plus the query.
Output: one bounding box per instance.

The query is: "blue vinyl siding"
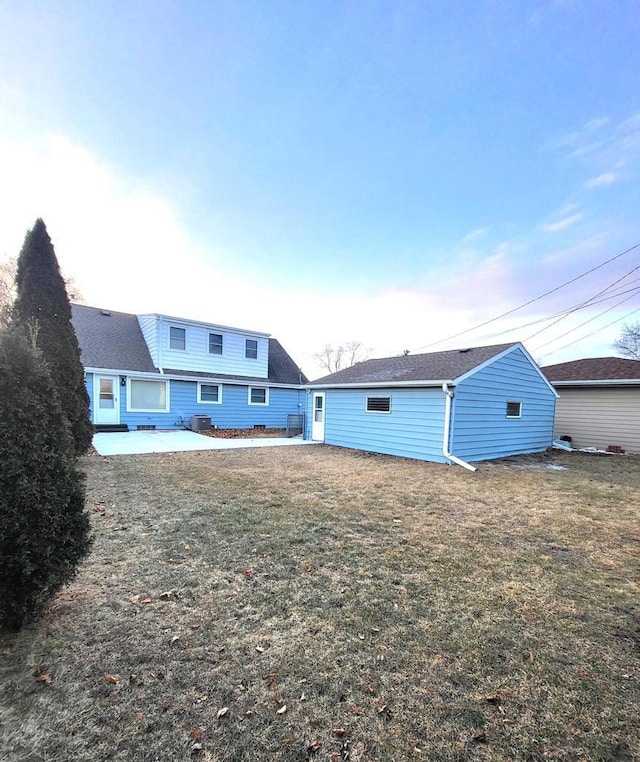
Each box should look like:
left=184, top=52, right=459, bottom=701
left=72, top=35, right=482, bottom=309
left=451, top=347, right=556, bottom=461
left=306, top=387, right=448, bottom=462
left=86, top=373, right=303, bottom=430
left=85, top=372, right=94, bottom=418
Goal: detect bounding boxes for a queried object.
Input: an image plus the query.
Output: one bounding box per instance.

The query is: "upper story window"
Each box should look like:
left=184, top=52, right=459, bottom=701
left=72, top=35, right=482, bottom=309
left=245, top=339, right=258, bottom=359
left=169, top=326, right=186, bottom=351
left=506, top=400, right=522, bottom=418
left=209, top=333, right=223, bottom=355
left=366, top=396, right=391, bottom=413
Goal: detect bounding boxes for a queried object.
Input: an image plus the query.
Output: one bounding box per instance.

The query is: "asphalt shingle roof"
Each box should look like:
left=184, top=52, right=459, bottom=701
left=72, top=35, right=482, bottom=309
left=309, top=343, right=517, bottom=385
left=71, top=304, right=306, bottom=385
left=542, top=357, right=640, bottom=382
left=71, top=304, right=157, bottom=372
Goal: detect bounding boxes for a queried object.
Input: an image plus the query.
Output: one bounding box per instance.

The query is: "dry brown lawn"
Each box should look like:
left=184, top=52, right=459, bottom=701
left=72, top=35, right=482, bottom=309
left=1, top=445, right=638, bottom=761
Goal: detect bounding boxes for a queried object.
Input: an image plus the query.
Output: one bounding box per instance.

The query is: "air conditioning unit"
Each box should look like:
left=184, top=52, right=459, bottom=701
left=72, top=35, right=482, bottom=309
left=190, top=415, right=211, bottom=432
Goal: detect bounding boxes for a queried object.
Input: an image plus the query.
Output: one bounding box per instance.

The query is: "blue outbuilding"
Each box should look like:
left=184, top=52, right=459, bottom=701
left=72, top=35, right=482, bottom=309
left=305, top=342, right=557, bottom=469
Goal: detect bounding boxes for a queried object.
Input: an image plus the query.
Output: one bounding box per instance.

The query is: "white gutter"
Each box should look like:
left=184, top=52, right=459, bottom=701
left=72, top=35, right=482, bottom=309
left=442, top=383, right=476, bottom=472
left=307, top=378, right=454, bottom=390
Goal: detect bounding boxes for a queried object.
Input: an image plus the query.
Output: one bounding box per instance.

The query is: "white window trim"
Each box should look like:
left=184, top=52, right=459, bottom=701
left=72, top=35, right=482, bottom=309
left=248, top=386, right=269, bottom=406
left=245, top=339, right=258, bottom=360
left=366, top=395, right=392, bottom=414
left=197, top=382, right=223, bottom=405
left=126, top=378, right=170, bottom=413
left=208, top=333, right=223, bottom=355
left=506, top=400, right=522, bottom=418
left=169, top=325, right=186, bottom=351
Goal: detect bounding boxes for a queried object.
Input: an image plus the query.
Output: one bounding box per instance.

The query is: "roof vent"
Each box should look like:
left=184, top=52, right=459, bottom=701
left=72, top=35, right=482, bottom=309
left=100, top=310, right=112, bottom=317
left=458, top=348, right=471, bottom=353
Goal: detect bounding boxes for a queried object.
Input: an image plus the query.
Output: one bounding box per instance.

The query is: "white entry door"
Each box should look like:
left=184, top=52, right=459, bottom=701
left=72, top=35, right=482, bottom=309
left=94, top=375, right=120, bottom=425
left=311, top=392, right=325, bottom=441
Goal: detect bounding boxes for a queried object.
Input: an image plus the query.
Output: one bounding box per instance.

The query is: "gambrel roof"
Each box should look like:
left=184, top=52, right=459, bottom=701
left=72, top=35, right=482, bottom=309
left=309, top=343, right=518, bottom=386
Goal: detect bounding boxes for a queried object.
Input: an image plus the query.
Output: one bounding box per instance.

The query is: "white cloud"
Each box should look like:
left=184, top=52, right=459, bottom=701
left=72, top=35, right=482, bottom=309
left=541, top=213, right=583, bottom=233
left=584, top=171, right=619, bottom=188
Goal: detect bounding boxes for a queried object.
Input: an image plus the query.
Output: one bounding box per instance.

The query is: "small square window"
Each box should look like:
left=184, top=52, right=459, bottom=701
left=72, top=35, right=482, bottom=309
left=366, top=396, right=391, bottom=413
left=198, top=383, right=221, bottom=404
left=249, top=387, right=268, bottom=405
left=506, top=401, right=522, bottom=418
left=245, top=339, right=258, bottom=359
left=169, top=326, right=186, bottom=351
left=209, top=333, right=223, bottom=355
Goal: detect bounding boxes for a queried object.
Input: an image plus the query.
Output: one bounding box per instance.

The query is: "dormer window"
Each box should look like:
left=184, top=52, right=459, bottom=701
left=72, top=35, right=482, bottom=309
left=245, top=339, right=258, bottom=359
left=209, top=333, right=223, bottom=355
left=169, top=326, right=186, bottom=351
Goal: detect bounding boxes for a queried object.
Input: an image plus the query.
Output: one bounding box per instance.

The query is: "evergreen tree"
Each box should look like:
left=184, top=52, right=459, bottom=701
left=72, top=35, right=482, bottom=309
left=13, top=219, right=93, bottom=454
left=0, top=329, right=92, bottom=631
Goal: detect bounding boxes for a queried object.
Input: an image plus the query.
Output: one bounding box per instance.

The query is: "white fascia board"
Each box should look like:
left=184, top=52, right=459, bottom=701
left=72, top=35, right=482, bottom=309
left=146, top=313, right=270, bottom=338
left=454, top=342, right=559, bottom=398
left=552, top=379, right=640, bottom=387
left=305, top=379, right=454, bottom=390
left=83, top=366, right=302, bottom=388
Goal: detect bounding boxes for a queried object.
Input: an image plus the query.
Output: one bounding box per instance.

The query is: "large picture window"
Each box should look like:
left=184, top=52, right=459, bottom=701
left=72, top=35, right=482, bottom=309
left=128, top=379, right=169, bottom=412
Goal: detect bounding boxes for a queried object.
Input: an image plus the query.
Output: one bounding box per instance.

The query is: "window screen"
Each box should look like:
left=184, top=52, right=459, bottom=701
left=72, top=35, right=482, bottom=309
left=506, top=401, right=522, bottom=418
left=366, top=396, right=391, bottom=413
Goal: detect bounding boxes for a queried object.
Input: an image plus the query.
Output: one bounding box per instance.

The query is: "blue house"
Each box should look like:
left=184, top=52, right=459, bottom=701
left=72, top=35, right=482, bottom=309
left=71, top=305, right=307, bottom=432
left=305, top=342, right=557, bottom=469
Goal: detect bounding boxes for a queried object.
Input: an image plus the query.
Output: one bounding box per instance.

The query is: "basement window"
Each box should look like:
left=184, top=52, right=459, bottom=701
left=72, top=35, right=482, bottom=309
left=506, top=400, right=522, bottom=418
left=366, top=396, right=391, bottom=413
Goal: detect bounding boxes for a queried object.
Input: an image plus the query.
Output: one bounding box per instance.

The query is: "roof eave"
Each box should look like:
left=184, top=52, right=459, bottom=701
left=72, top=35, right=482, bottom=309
left=306, top=379, right=454, bottom=389
left=551, top=379, right=640, bottom=387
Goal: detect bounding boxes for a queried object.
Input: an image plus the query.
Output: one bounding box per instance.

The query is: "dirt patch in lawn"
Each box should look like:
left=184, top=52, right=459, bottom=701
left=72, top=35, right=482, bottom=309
left=202, top=427, right=287, bottom=439
left=1, top=448, right=638, bottom=761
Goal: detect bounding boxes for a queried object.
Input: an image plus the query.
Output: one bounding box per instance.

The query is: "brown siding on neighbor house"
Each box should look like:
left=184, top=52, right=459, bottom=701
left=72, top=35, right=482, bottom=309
left=554, top=387, right=640, bottom=453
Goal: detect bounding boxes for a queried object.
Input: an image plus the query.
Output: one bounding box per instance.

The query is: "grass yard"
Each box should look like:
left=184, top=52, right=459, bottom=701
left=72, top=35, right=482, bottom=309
left=1, top=446, right=638, bottom=761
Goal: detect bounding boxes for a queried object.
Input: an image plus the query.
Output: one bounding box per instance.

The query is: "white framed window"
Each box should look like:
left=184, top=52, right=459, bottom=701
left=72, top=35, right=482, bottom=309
left=248, top=386, right=269, bottom=405
left=506, top=400, right=522, bottom=418
left=169, top=326, right=186, bottom=351
left=198, top=383, right=222, bottom=404
left=366, top=396, right=391, bottom=413
left=128, top=379, right=170, bottom=412
left=209, top=333, right=223, bottom=355
left=245, top=339, right=258, bottom=359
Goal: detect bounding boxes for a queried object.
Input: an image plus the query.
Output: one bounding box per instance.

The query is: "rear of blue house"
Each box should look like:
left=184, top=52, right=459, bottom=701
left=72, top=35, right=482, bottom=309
left=305, top=343, right=557, bottom=466
left=72, top=305, right=307, bottom=432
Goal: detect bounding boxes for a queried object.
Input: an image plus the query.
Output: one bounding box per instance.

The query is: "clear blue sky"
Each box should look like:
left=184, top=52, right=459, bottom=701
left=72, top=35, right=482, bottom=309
left=1, top=1, right=639, bottom=376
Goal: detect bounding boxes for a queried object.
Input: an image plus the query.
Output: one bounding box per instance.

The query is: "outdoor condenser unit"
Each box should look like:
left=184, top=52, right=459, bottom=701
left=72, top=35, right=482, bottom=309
left=190, top=415, right=211, bottom=432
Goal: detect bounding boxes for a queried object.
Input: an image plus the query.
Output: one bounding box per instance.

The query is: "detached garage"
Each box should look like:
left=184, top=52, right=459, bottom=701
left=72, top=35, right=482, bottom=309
left=542, top=357, right=640, bottom=453
left=305, top=342, right=557, bottom=469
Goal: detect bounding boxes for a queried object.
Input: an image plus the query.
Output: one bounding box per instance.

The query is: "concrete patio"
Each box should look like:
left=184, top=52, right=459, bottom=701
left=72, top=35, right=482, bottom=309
left=92, top=430, right=318, bottom=456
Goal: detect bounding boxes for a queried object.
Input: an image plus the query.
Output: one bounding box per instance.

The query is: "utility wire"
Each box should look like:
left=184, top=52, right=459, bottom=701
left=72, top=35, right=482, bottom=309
left=523, top=260, right=640, bottom=342
left=538, top=306, right=640, bottom=361
left=414, top=241, right=640, bottom=351
left=534, top=290, right=639, bottom=351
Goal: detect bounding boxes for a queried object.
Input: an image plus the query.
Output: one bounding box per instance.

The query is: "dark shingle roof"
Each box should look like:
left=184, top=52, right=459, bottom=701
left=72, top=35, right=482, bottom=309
left=310, top=343, right=517, bottom=385
left=542, top=357, right=640, bottom=382
left=71, top=304, right=306, bottom=385
left=71, top=304, right=157, bottom=372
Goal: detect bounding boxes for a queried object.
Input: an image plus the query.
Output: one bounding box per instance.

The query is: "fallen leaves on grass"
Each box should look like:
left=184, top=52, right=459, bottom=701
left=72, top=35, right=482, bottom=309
left=216, top=707, right=229, bottom=719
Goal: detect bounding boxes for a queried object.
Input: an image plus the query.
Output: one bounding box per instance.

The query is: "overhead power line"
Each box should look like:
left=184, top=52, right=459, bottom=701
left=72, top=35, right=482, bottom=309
left=414, top=241, right=640, bottom=351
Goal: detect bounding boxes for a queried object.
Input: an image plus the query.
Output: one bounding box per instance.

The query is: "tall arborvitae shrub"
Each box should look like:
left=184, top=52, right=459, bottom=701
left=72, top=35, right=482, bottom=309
left=0, top=330, right=92, bottom=632
left=13, top=219, right=93, bottom=455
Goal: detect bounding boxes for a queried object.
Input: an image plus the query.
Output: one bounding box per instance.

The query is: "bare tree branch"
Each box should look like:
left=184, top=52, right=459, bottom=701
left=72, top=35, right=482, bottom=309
left=614, top=321, right=640, bottom=360
left=313, top=341, right=371, bottom=374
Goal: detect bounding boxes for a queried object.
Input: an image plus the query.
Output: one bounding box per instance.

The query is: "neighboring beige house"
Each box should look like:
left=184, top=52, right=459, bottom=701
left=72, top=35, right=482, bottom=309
left=542, top=357, right=640, bottom=453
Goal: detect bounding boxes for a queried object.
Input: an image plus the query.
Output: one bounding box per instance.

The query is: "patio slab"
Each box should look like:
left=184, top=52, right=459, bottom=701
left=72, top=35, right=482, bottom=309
left=93, top=430, right=318, bottom=456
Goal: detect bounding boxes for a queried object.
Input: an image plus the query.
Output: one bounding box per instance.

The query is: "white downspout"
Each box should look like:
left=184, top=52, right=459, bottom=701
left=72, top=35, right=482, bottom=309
left=442, top=383, right=477, bottom=472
